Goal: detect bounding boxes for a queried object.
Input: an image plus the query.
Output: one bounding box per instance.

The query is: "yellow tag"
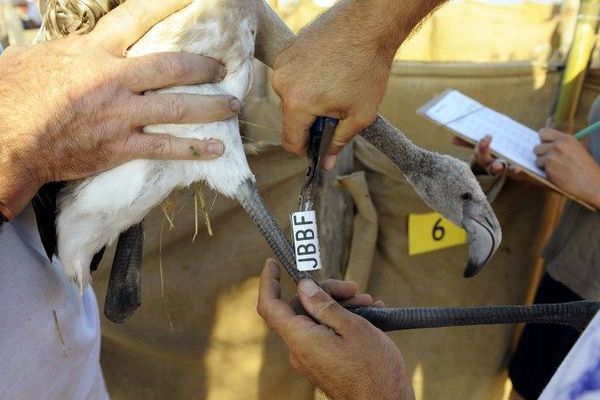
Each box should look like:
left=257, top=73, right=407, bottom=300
left=408, top=212, right=467, bottom=256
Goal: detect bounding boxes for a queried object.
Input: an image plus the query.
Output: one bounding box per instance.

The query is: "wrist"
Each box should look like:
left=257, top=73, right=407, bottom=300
left=589, top=178, right=600, bottom=210
left=0, top=157, right=42, bottom=219
left=578, top=166, right=600, bottom=210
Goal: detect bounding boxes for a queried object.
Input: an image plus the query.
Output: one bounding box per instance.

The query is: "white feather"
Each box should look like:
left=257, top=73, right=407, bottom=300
left=57, top=1, right=258, bottom=290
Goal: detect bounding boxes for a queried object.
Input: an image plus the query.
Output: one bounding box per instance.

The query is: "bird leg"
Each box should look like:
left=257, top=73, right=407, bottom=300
left=235, top=179, right=312, bottom=284
left=104, top=222, right=144, bottom=323
left=236, top=171, right=598, bottom=333
left=349, top=301, right=600, bottom=333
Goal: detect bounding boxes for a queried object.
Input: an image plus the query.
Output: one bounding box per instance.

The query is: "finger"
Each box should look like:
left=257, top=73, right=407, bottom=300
left=489, top=160, right=506, bottom=175
left=327, top=114, right=374, bottom=160
left=452, top=137, right=474, bottom=148
left=281, top=107, right=314, bottom=156
left=536, top=155, right=549, bottom=169
left=373, top=300, right=386, bottom=308
left=320, top=279, right=359, bottom=301
left=93, top=0, right=193, bottom=53
left=509, top=165, right=524, bottom=179
left=475, top=135, right=495, bottom=165
left=135, top=94, right=241, bottom=126
left=533, top=143, right=551, bottom=156
left=124, top=53, right=226, bottom=92
left=257, top=259, right=304, bottom=334
left=340, top=294, right=375, bottom=307
left=539, top=128, right=561, bottom=143
left=323, top=154, right=337, bottom=171
left=478, top=135, right=492, bottom=152
left=298, top=279, right=363, bottom=334
left=120, top=134, right=224, bottom=161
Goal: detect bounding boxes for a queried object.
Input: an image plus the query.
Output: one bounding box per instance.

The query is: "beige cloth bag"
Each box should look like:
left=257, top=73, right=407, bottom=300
left=95, top=62, right=564, bottom=400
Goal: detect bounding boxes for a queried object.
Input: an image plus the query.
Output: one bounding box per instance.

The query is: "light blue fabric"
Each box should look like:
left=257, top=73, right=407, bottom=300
left=0, top=206, right=108, bottom=400
left=540, top=312, right=600, bottom=399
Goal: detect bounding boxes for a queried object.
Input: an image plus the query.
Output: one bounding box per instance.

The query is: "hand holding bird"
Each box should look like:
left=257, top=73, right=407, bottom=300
left=0, top=0, right=240, bottom=219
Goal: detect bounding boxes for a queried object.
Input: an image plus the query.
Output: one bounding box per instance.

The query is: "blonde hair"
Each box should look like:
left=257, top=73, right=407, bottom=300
left=38, top=0, right=125, bottom=40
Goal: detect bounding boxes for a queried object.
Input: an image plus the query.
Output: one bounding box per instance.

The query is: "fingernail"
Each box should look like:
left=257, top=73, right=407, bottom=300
left=206, top=141, right=224, bottom=155
left=266, top=258, right=279, bottom=270
left=300, top=279, right=321, bottom=297
left=229, top=98, right=241, bottom=113
left=324, top=155, right=337, bottom=170
left=218, top=64, right=227, bottom=81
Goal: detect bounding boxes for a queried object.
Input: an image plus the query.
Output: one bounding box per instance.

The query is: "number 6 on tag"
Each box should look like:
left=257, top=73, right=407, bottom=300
left=408, top=212, right=467, bottom=256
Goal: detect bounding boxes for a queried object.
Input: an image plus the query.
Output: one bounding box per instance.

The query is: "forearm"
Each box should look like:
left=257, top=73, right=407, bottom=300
left=322, top=0, right=447, bottom=61
left=254, top=0, right=447, bottom=68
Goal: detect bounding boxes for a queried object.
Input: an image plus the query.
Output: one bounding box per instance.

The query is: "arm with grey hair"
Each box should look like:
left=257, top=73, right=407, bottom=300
left=259, top=0, right=447, bottom=160
left=254, top=0, right=446, bottom=69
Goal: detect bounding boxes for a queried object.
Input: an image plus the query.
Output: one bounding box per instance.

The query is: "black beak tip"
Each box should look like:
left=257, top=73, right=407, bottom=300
left=463, top=261, right=483, bottom=278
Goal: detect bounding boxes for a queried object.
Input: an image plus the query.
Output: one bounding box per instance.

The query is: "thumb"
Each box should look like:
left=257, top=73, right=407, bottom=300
left=298, top=279, right=359, bottom=334
left=325, top=114, right=374, bottom=169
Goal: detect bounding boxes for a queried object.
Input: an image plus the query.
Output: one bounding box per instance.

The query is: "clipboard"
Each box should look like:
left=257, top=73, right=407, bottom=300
left=418, top=89, right=596, bottom=211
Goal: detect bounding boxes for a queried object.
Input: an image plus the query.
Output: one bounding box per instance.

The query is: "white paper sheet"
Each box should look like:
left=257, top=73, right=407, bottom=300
left=420, top=89, right=547, bottom=178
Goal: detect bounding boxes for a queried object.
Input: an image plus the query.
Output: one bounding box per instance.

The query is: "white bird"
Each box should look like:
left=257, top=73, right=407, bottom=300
left=39, top=0, right=259, bottom=292
left=38, top=0, right=502, bottom=324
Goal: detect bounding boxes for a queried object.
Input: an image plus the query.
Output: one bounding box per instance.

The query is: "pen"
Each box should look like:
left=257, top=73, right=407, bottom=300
left=574, top=119, right=600, bottom=140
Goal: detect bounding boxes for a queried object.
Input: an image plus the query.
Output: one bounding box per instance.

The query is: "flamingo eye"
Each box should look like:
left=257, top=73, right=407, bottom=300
left=461, top=192, right=472, bottom=201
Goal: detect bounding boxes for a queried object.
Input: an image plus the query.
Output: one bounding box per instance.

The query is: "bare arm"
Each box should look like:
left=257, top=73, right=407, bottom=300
left=262, top=0, right=447, bottom=166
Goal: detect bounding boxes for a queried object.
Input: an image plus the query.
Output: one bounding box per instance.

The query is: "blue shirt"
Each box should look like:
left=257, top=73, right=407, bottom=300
left=541, top=312, right=600, bottom=399
left=0, top=206, right=107, bottom=399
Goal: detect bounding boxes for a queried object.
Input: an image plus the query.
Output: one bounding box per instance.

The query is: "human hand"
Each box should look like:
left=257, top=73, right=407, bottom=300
left=453, top=135, right=524, bottom=179
left=534, top=128, right=600, bottom=208
left=257, top=259, right=414, bottom=400
left=0, top=0, right=241, bottom=219
left=272, top=1, right=444, bottom=169
left=272, top=5, right=391, bottom=168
